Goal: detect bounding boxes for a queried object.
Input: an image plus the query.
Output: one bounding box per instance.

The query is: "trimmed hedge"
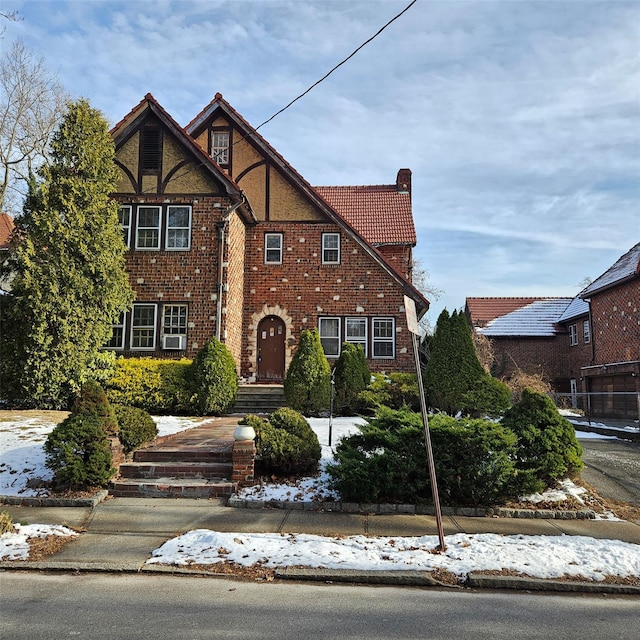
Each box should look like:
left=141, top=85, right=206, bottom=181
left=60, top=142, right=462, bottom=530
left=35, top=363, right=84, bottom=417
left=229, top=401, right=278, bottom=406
left=72, top=380, right=118, bottom=435
left=241, top=408, right=321, bottom=476
left=327, top=407, right=523, bottom=507
left=333, top=343, right=370, bottom=416
left=105, top=358, right=192, bottom=414
left=189, top=338, right=238, bottom=415
left=114, top=405, right=158, bottom=454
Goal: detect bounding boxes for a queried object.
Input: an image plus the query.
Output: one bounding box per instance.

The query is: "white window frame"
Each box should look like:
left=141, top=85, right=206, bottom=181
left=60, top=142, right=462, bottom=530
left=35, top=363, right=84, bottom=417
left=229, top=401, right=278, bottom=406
left=162, top=304, right=188, bottom=336
left=135, top=206, right=162, bottom=250
left=583, top=319, right=590, bottom=344
left=118, top=206, right=131, bottom=248
left=569, top=323, right=578, bottom=346
left=319, top=317, right=341, bottom=358
left=105, top=313, right=125, bottom=350
left=372, top=317, right=395, bottom=359
left=166, top=205, right=192, bottom=250
left=211, top=130, right=230, bottom=166
left=322, top=232, right=340, bottom=264
left=264, top=233, right=283, bottom=264
left=345, top=317, right=367, bottom=356
left=131, top=304, right=157, bottom=350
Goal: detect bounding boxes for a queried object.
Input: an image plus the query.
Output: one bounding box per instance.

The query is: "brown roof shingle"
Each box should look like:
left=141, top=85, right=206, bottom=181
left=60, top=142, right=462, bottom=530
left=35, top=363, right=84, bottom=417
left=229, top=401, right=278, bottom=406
left=314, top=184, right=416, bottom=246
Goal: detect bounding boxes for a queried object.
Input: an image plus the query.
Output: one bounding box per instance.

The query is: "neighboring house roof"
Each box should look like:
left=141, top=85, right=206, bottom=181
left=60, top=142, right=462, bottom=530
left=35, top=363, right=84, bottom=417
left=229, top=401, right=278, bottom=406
left=478, top=298, right=575, bottom=337
left=0, top=212, right=14, bottom=249
left=579, top=243, right=640, bottom=298
left=558, top=297, right=590, bottom=323
left=313, top=184, right=416, bottom=246
left=466, top=297, right=540, bottom=327
left=111, top=94, right=256, bottom=224
left=186, top=94, right=429, bottom=314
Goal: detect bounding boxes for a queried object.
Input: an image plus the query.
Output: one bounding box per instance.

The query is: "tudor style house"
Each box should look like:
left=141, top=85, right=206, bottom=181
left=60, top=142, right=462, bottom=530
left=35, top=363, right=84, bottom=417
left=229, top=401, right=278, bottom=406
left=108, top=93, right=428, bottom=382
left=465, top=243, right=640, bottom=419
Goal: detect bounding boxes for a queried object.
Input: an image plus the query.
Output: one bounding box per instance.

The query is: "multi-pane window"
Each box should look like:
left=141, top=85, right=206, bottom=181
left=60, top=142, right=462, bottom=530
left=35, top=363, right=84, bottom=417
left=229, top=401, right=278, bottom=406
left=322, top=233, right=340, bottom=264
left=345, top=317, right=367, bottom=355
left=131, top=304, right=157, bottom=350
left=166, top=206, right=191, bottom=250
left=319, top=317, right=340, bottom=357
left=163, top=305, right=187, bottom=335
left=265, top=233, right=283, bottom=264
left=583, top=319, right=590, bottom=344
left=136, top=206, right=162, bottom=249
left=118, top=206, right=131, bottom=248
left=569, top=324, right=578, bottom=346
left=105, top=313, right=125, bottom=350
left=372, top=318, right=395, bottom=358
left=212, top=130, right=230, bottom=166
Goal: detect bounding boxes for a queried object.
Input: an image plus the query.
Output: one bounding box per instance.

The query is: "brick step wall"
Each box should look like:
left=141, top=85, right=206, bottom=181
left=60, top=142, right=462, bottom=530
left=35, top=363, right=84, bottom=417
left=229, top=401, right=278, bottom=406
left=232, top=384, right=286, bottom=415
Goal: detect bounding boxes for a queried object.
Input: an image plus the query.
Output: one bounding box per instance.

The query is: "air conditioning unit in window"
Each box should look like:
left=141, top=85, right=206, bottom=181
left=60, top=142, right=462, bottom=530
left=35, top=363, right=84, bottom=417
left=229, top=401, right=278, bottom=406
left=162, top=334, right=187, bottom=350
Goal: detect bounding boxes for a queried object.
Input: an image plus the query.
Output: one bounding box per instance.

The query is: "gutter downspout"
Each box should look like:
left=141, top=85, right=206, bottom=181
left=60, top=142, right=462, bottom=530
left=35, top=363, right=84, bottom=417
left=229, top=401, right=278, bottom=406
left=215, top=194, right=247, bottom=341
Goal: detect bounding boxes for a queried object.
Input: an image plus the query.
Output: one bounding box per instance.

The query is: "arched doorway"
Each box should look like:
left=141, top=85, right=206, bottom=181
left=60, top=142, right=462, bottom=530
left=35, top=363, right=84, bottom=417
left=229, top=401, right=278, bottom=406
left=257, top=315, right=286, bottom=381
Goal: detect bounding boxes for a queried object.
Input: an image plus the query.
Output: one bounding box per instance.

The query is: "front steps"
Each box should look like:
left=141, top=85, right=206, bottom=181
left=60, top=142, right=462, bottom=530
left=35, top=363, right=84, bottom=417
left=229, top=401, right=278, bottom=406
left=232, top=384, right=285, bottom=415
left=109, top=420, right=240, bottom=499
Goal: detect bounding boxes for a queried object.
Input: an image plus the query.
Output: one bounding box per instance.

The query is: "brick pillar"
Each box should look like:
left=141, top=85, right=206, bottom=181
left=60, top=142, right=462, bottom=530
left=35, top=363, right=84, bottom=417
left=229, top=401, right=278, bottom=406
left=232, top=440, right=256, bottom=486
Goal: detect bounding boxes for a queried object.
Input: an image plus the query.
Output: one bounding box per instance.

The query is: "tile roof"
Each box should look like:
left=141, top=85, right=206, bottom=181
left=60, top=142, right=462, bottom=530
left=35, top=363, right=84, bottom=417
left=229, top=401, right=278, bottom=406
left=558, top=297, right=589, bottom=322
left=313, top=185, right=416, bottom=245
left=478, top=298, right=574, bottom=337
left=580, top=243, right=640, bottom=297
left=0, top=212, right=14, bottom=249
left=465, top=297, right=540, bottom=327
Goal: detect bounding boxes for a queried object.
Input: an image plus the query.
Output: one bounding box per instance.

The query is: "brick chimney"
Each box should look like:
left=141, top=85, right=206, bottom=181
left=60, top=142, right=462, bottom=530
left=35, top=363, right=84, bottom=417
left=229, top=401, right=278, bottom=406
left=396, top=168, right=411, bottom=195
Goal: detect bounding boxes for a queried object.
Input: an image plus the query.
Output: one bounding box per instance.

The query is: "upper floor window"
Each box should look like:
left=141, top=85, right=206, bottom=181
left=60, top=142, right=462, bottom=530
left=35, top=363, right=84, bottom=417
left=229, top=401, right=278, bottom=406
left=118, top=206, right=131, bottom=248
left=142, top=126, right=161, bottom=172
left=583, top=319, right=591, bottom=344
left=322, top=232, right=340, bottom=264
left=569, top=323, right=578, bottom=346
left=167, top=206, right=192, bottom=250
left=319, top=317, right=340, bottom=357
left=265, top=233, right=283, bottom=264
left=372, top=318, right=395, bottom=358
left=211, top=129, right=230, bottom=166
left=346, top=317, right=367, bottom=356
left=136, top=206, right=162, bottom=249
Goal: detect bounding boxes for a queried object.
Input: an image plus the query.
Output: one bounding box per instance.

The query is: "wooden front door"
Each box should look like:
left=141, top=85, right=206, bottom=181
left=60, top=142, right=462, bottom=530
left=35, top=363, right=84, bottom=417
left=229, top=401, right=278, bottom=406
left=257, top=316, right=286, bottom=381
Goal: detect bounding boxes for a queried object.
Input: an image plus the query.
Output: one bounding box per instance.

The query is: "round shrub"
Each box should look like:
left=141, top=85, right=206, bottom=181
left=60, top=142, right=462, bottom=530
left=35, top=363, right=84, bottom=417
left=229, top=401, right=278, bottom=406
left=72, top=380, right=118, bottom=435
left=189, top=338, right=238, bottom=415
left=114, top=405, right=158, bottom=454
left=333, top=343, right=370, bottom=415
left=501, top=388, right=584, bottom=490
left=44, top=413, right=115, bottom=489
left=356, top=372, right=420, bottom=414
left=464, top=375, right=511, bottom=418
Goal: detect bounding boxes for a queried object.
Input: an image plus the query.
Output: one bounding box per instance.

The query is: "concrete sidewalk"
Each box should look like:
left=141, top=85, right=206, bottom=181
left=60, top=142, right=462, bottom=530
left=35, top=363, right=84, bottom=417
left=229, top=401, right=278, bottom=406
left=1, top=497, right=639, bottom=593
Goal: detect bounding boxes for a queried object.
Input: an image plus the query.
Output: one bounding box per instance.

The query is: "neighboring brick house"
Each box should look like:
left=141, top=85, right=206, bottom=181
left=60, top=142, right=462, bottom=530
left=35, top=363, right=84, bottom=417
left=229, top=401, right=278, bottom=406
left=578, top=243, right=640, bottom=418
left=108, top=93, right=428, bottom=382
left=465, top=296, right=589, bottom=391
left=0, top=212, right=15, bottom=293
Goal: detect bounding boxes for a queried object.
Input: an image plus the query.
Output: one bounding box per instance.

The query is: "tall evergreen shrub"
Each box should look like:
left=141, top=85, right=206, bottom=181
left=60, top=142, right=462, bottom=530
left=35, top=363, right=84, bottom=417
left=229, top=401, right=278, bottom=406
left=283, top=329, right=330, bottom=415
left=189, top=338, right=238, bottom=415
left=333, top=342, right=370, bottom=415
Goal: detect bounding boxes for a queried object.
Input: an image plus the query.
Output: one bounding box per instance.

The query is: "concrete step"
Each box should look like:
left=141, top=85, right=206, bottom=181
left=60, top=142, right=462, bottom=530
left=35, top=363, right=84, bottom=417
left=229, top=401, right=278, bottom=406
left=118, top=461, right=232, bottom=480
left=109, top=478, right=236, bottom=499
left=233, top=385, right=286, bottom=415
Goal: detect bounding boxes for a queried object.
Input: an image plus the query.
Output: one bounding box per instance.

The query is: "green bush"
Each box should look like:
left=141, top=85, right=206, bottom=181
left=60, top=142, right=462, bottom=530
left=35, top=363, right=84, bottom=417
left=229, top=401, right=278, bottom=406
left=333, top=343, right=370, bottom=415
left=284, top=329, right=330, bottom=415
left=72, top=381, right=118, bottom=435
left=105, top=358, right=192, bottom=414
left=44, top=413, right=116, bottom=489
left=189, top=338, right=238, bottom=415
left=327, top=407, right=523, bottom=506
left=114, top=405, right=158, bottom=454
left=357, top=372, right=420, bottom=414
left=464, top=375, right=511, bottom=418
left=501, top=388, right=584, bottom=491
left=241, top=409, right=321, bottom=476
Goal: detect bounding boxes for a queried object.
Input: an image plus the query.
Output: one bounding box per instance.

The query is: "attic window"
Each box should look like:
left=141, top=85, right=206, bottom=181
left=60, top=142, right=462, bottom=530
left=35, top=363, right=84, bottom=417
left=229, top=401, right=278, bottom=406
left=142, top=127, right=161, bottom=172
left=211, top=129, right=230, bottom=166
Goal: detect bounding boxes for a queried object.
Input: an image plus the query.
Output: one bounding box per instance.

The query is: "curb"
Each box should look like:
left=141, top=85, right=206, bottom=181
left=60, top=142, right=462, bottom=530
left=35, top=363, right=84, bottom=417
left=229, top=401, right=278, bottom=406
left=228, top=496, right=596, bottom=520
left=0, top=490, right=109, bottom=508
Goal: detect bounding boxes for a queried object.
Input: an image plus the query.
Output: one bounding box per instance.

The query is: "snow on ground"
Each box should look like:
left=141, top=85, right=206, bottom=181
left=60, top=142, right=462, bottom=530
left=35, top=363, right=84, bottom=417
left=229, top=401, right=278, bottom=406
left=146, top=529, right=640, bottom=582
left=0, top=414, right=209, bottom=497
left=0, top=524, right=78, bottom=560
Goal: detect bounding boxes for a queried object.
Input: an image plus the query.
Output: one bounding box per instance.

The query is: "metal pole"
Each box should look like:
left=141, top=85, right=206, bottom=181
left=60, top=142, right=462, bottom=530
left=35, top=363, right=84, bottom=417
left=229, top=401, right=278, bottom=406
left=328, top=369, right=335, bottom=447
left=412, top=332, right=446, bottom=552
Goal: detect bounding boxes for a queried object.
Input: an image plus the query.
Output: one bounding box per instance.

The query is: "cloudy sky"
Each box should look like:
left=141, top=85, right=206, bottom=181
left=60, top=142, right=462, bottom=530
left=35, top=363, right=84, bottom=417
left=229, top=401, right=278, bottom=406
left=3, top=0, right=639, bottom=323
